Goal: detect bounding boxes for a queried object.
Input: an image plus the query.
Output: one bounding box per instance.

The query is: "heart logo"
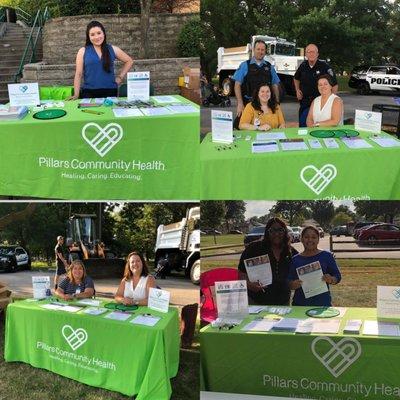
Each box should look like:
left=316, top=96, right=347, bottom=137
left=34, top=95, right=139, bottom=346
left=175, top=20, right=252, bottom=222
left=311, top=337, right=361, bottom=378
left=392, top=288, right=400, bottom=299
left=365, top=113, right=372, bottom=119
left=62, top=325, right=88, bottom=351
left=300, top=164, right=337, bottom=195
left=19, top=85, right=28, bottom=93
left=82, top=122, right=123, bottom=157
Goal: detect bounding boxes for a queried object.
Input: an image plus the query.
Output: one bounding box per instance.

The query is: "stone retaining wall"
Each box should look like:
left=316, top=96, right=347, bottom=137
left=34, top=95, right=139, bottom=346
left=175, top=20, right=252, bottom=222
left=43, top=13, right=197, bottom=64
left=22, top=57, right=199, bottom=95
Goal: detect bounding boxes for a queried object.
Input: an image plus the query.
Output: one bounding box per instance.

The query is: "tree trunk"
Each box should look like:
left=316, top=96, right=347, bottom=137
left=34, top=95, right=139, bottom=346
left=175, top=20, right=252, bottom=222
left=139, top=0, right=153, bottom=59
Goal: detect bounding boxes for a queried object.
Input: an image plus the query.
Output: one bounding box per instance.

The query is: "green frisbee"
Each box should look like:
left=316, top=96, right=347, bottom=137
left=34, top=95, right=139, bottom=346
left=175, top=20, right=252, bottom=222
left=33, top=109, right=67, bottom=120
left=310, top=130, right=335, bottom=138
left=306, top=307, right=340, bottom=318
left=104, top=302, right=138, bottom=311
left=335, top=129, right=359, bottom=138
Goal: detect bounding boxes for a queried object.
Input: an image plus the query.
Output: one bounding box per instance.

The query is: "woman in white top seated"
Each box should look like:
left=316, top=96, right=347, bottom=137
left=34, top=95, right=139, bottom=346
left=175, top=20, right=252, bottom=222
left=115, top=251, right=156, bottom=306
left=307, top=74, right=343, bottom=127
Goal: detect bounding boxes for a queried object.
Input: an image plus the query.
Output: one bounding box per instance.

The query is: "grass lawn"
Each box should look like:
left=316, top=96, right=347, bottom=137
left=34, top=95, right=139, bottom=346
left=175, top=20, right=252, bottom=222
left=201, top=258, right=400, bottom=308
left=0, top=308, right=199, bottom=400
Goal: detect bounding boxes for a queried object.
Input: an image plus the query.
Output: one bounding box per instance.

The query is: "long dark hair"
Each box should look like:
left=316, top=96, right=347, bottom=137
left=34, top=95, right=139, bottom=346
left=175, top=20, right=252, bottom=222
left=123, top=251, right=149, bottom=280
left=251, top=84, right=278, bottom=113
left=85, top=21, right=111, bottom=73
left=263, top=217, right=292, bottom=256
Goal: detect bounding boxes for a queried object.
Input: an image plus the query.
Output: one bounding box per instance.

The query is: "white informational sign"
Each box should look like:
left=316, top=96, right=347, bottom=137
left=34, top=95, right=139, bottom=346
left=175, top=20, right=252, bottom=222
left=8, top=82, right=40, bottom=107
left=211, top=110, right=233, bottom=143
left=377, top=286, right=400, bottom=319
left=354, top=109, right=382, bottom=134
left=127, top=71, right=150, bottom=101
left=244, top=254, right=272, bottom=286
left=32, top=276, right=51, bottom=299
left=148, top=287, right=170, bottom=313
left=296, top=261, right=328, bottom=299
left=215, top=280, right=248, bottom=319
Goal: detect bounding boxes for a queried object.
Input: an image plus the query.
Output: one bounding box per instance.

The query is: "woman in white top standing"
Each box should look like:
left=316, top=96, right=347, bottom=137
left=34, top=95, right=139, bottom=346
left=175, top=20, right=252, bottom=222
left=306, top=74, right=343, bottom=127
left=115, top=251, right=156, bottom=306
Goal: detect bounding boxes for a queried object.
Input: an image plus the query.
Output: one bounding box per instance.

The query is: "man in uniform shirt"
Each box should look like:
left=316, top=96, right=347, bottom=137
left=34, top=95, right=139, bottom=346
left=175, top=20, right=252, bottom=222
left=233, top=40, right=281, bottom=117
left=294, top=43, right=338, bottom=127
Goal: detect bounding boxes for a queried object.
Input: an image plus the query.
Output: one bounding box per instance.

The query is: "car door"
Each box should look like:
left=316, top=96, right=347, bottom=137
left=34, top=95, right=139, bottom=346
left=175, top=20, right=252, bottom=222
left=367, top=66, right=390, bottom=91
left=387, top=225, right=400, bottom=241
left=385, top=66, right=400, bottom=91
left=15, top=247, right=28, bottom=266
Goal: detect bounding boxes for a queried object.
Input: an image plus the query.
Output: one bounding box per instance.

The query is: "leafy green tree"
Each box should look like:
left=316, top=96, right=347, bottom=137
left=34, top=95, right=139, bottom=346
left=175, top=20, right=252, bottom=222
left=311, top=200, right=335, bottom=229
left=224, top=201, right=246, bottom=231
left=354, top=201, right=400, bottom=223
left=270, top=201, right=311, bottom=226
left=331, top=212, right=353, bottom=227
left=177, top=16, right=202, bottom=57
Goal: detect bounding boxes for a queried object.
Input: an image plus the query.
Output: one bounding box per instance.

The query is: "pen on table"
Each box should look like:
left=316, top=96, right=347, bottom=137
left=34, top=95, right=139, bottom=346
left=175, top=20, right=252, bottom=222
left=81, top=109, right=104, bottom=115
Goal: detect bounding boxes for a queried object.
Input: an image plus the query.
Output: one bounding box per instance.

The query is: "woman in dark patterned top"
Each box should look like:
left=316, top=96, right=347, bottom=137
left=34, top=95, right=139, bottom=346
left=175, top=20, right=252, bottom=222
left=238, top=217, right=298, bottom=305
left=55, top=260, right=95, bottom=301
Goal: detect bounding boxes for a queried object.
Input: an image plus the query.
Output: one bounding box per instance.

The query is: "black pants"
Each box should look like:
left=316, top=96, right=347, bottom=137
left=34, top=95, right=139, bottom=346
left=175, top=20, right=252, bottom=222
left=80, top=88, right=118, bottom=99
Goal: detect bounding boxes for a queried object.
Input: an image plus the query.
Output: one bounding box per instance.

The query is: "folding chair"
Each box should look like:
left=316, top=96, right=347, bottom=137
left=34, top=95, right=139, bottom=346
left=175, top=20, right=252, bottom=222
left=200, top=267, right=238, bottom=326
left=372, top=104, right=400, bottom=138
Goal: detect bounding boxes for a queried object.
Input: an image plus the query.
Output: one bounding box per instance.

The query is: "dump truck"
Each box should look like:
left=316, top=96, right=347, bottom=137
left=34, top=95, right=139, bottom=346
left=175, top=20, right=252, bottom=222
left=217, top=34, right=304, bottom=97
left=154, top=207, right=200, bottom=284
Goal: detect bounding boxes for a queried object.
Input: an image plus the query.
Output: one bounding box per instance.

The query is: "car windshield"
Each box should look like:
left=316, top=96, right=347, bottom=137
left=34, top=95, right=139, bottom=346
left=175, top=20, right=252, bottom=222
left=250, top=226, right=265, bottom=234
left=0, top=247, right=14, bottom=255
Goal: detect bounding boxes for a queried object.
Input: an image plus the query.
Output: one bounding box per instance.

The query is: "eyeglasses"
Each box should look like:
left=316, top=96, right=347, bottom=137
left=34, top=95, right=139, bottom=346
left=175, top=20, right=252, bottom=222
left=268, top=227, right=285, bottom=234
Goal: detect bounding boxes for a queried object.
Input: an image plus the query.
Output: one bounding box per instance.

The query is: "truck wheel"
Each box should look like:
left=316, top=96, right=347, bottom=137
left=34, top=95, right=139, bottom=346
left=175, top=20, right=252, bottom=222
left=190, top=260, right=200, bottom=285
left=357, top=82, right=370, bottom=95
left=221, top=78, right=233, bottom=96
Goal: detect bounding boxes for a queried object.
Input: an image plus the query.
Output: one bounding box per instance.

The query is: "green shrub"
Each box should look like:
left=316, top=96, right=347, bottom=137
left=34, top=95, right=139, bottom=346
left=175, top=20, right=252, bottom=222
left=177, top=16, right=201, bottom=58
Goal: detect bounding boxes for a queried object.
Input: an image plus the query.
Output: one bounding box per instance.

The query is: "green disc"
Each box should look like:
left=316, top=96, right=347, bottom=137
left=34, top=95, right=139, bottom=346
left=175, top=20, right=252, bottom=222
left=306, top=307, right=341, bottom=318
left=117, top=304, right=138, bottom=311
left=104, top=302, right=118, bottom=310
left=335, top=129, right=359, bottom=138
left=310, top=130, right=335, bottom=138
left=33, top=109, right=67, bottom=120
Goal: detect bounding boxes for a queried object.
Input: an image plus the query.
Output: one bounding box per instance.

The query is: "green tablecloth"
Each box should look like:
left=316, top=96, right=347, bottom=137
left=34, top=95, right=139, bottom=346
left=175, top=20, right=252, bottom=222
left=0, top=96, right=199, bottom=200
left=5, top=299, right=180, bottom=399
left=200, top=126, right=400, bottom=199
left=201, top=307, right=400, bottom=399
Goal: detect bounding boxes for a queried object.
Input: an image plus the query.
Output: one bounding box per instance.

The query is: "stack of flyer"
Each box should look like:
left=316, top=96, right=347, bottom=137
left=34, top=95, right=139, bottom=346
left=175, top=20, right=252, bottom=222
left=0, top=105, right=28, bottom=120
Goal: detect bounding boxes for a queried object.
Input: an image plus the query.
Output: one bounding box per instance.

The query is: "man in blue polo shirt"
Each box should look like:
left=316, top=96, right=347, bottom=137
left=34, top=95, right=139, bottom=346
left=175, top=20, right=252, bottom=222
left=233, top=39, right=281, bottom=117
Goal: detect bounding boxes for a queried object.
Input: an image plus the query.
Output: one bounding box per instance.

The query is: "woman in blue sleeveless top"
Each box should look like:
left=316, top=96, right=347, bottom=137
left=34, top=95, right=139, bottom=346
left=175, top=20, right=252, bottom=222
left=70, top=21, right=133, bottom=99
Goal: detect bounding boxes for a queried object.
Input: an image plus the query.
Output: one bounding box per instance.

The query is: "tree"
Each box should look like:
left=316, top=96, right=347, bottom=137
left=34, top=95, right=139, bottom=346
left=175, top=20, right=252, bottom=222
left=224, top=201, right=246, bottom=232
left=0, top=203, right=36, bottom=230
left=354, top=201, right=400, bottom=223
left=139, top=0, right=154, bottom=58
left=311, top=201, right=335, bottom=229
left=200, top=201, right=226, bottom=243
left=331, top=212, right=353, bottom=227
left=270, top=201, right=311, bottom=226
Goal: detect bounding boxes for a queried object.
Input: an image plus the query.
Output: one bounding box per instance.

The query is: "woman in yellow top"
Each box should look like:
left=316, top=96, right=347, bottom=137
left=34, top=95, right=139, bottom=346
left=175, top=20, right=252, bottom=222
left=239, top=84, right=285, bottom=131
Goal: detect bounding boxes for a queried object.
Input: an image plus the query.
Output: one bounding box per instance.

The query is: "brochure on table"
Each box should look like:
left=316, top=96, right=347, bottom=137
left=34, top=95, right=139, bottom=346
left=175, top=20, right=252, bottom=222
left=148, top=287, right=170, bottom=313
left=377, top=286, right=400, bottom=320
left=8, top=82, right=40, bottom=107
left=296, top=261, right=328, bottom=299
left=215, top=280, right=248, bottom=319
left=32, top=276, right=51, bottom=299
left=244, top=254, right=272, bottom=286
left=211, top=110, right=233, bottom=143
left=127, top=71, right=150, bottom=101
left=354, top=109, right=382, bottom=133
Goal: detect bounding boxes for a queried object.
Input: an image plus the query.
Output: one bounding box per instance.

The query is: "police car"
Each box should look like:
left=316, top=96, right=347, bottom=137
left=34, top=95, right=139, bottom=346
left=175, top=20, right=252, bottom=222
left=0, top=245, right=31, bottom=272
left=349, top=65, right=400, bottom=95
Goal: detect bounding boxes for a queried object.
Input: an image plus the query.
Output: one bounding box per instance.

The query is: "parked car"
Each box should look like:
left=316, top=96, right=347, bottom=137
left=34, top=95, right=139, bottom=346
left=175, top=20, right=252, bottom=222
left=203, top=229, right=222, bottom=235
left=0, top=245, right=31, bottom=272
left=287, top=226, right=295, bottom=243
left=330, top=226, right=351, bottom=237
left=229, top=229, right=243, bottom=234
left=317, top=227, right=324, bottom=238
left=244, top=226, right=265, bottom=246
left=348, top=65, right=400, bottom=95
left=353, top=222, right=380, bottom=239
left=357, top=223, right=400, bottom=245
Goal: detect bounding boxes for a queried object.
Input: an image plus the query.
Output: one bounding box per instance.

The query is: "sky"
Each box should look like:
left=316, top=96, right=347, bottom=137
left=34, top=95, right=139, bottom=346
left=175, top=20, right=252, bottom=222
left=244, top=200, right=355, bottom=219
